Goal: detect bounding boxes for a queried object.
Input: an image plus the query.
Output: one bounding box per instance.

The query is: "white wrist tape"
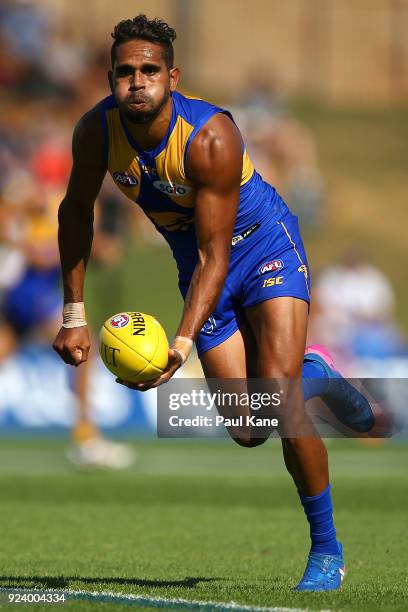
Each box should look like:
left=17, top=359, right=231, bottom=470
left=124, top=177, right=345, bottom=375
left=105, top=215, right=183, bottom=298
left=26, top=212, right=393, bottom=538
left=171, top=335, right=193, bottom=364
left=62, top=302, right=87, bottom=328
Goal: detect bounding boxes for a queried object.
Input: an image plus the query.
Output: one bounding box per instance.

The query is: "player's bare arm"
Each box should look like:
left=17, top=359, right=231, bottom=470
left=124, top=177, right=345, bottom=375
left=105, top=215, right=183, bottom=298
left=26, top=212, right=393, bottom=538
left=178, top=113, right=243, bottom=339
left=52, top=105, right=107, bottom=366
left=123, top=113, right=243, bottom=390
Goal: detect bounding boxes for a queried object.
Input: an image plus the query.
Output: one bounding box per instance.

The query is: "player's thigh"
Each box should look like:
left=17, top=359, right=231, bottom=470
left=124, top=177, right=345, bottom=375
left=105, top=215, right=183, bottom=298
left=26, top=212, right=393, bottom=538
left=200, top=321, right=257, bottom=378
left=245, top=296, right=309, bottom=437
left=245, top=296, right=308, bottom=378
left=200, top=324, right=268, bottom=447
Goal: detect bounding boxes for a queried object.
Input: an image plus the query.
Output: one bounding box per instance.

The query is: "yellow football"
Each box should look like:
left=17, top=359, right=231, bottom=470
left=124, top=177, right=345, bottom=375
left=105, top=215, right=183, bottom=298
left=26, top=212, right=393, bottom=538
left=99, top=312, right=169, bottom=382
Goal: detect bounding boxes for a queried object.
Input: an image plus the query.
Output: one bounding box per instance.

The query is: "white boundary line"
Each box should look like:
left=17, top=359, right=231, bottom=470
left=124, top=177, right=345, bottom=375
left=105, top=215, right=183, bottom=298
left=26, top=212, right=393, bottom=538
left=0, top=587, right=332, bottom=611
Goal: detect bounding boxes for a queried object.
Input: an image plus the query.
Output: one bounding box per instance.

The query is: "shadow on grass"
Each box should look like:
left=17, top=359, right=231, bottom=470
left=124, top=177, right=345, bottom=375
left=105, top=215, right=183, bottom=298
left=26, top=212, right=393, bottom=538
left=0, top=575, right=218, bottom=589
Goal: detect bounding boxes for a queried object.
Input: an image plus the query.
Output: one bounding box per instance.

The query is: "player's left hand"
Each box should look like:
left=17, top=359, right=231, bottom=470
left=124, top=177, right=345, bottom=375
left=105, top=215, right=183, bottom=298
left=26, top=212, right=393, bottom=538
left=116, top=349, right=183, bottom=392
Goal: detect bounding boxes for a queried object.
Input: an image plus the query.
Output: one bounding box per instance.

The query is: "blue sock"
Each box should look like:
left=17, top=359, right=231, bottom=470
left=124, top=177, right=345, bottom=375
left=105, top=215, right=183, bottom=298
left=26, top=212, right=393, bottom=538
left=302, top=360, right=329, bottom=401
left=299, top=483, right=340, bottom=556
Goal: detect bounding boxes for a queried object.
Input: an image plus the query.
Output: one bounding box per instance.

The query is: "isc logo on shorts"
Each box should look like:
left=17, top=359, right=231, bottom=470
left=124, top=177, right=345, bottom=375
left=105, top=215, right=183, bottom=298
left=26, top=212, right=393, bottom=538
left=153, top=181, right=191, bottom=196
left=258, top=259, right=284, bottom=275
left=262, top=276, right=284, bottom=288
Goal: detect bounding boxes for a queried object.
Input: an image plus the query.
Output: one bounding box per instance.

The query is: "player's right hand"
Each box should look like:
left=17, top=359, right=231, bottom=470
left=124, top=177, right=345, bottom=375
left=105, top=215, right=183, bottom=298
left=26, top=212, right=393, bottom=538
left=52, top=326, right=91, bottom=366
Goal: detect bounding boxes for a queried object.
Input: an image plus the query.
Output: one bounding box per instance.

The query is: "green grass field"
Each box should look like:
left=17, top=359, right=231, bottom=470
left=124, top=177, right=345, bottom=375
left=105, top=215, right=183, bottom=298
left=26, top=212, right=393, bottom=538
left=0, top=438, right=406, bottom=611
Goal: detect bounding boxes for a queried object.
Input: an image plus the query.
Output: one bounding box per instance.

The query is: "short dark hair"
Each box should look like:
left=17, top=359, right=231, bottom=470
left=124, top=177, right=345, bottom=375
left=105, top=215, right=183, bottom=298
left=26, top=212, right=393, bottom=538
left=111, top=14, right=176, bottom=69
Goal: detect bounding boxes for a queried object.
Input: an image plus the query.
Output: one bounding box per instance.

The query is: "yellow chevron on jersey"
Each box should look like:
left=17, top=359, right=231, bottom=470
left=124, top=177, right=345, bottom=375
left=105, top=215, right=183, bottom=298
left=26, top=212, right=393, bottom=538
left=101, top=91, right=283, bottom=262
left=154, top=114, right=196, bottom=208
left=105, top=106, right=142, bottom=201
left=102, top=91, right=254, bottom=214
left=242, top=149, right=254, bottom=185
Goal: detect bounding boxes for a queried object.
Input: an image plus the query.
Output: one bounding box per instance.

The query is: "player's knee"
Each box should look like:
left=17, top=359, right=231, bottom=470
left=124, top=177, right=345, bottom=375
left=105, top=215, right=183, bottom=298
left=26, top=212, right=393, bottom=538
left=261, top=361, right=301, bottom=379
left=283, top=436, right=326, bottom=456
left=232, top=435, right=268, bottom=448
left=277, top=407, right=310, bottom=437
left=257, top=347, right=303, bottom=379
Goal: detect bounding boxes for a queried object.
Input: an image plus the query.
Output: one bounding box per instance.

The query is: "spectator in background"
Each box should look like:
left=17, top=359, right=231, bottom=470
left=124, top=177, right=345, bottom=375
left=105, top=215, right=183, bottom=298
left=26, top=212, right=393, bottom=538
left=0, top=0, right=53, bottom=99
left=0, top=189, right=25, bottom=361
left=0, top=0, right=211, bottom=442
left=0, top=114, right=135, bottom=468
left=92, top=179, right=131, bottom=266
left=44, top=25, right=89, bottom=102
left=0, top=0, right=49, bottom=63
left=0, top=0, right=89, bottom=102
left=230, top=71, right=324, bottom=230
left=308, top=248, right=407, bottom=372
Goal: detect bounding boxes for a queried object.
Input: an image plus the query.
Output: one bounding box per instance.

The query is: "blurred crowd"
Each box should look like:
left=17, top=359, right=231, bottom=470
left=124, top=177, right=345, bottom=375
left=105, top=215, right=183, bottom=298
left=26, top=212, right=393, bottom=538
left=229, top=73, right=325, bottom=231
left=227, top=76, right=407, bottom=370
left=0, top=0, right=406, bottom=401
left=0, top=1, right=142, bottom=354
left=0, top=0, right=140, bottom=466
left=308, top=250, right=408, bottom=374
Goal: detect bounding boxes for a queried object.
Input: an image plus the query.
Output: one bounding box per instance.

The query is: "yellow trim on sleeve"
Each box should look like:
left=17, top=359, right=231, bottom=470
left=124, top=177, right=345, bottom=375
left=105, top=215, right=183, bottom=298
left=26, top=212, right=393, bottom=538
left=241, top=149, right=255, bottom=186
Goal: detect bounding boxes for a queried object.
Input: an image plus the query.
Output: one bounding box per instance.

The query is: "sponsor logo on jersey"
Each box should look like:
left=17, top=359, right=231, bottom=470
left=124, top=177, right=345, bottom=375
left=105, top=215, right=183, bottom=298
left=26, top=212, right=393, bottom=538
left=153, top=181, right=191, bottom=196
left=231, top=223, right=260, bottom=246
left=135, top=156, right=157, bottom=176
left=258, top=259, right=284, bottom=275
left=297, top=264, right=309, bottom=280
left=200, top=315, right=217, bottom=335
left=262, top=276, right=284, bottom=288
left=146, top=211, right=194, bottom=232
left=113, top=172, right=139, bottom=187
left=109, top=313, right=130, bottom=329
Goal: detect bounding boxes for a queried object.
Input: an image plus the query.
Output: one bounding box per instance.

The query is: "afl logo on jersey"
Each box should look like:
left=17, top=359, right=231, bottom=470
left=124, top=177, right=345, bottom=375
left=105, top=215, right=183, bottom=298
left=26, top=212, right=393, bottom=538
left=153, top=181, right=191, bottom=196
left=258, top=260, right=284, bottom=275
left=113, top=172, right=139, bottom=187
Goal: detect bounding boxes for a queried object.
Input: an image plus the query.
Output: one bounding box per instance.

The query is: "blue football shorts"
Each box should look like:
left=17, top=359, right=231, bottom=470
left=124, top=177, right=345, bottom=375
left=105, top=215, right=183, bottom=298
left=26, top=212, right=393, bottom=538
left=180, top=210, right=311, bottom=356
left=3, top=267, right=61, bottom=335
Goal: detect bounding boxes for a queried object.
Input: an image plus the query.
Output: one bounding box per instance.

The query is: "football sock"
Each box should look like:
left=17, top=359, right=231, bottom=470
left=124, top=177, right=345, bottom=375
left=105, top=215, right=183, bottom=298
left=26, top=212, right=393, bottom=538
left=299, top=483, right=340, bottom=555
left=302, top=355, right=375, bottom=432
left=72, top=421, right=99, bottom=443
left=302, top=359, right=329, bottom=401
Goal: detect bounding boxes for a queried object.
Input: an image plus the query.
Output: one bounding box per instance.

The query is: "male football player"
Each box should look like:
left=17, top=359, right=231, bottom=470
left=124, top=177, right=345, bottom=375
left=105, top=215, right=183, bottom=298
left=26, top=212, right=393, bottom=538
left=53, top=15, right=376, bottom=590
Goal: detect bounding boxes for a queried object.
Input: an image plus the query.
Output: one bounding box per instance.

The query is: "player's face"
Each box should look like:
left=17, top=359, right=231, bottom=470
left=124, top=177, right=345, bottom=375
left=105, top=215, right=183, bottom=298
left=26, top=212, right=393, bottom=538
left=109, top=40, right=179, bottom=124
